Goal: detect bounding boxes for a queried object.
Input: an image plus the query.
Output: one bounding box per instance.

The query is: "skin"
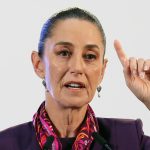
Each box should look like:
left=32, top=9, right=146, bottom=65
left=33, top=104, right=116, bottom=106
left=31, top=19, right=107, bottom=137
left=31, top=18, right=150, bottom=138
left=114, top=40, right=150, bottom=110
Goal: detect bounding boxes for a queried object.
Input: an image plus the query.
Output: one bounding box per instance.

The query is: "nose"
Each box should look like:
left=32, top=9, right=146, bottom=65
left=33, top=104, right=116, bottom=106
left=68, top=53, right=84, bottom=75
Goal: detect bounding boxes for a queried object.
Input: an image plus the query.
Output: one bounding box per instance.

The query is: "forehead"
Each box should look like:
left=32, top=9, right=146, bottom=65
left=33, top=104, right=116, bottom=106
left=49, top=19, right=104, bottom=49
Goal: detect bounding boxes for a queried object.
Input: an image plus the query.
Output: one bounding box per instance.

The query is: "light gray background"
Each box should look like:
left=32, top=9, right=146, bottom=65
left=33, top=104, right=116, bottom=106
left=0, top=0, right=150, bottom=135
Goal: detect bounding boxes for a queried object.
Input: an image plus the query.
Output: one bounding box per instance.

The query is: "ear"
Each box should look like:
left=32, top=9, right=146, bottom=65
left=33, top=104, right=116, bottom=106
left=99, top=58, right=108, bottom=84
left=31, top=51, right=45, bottom=79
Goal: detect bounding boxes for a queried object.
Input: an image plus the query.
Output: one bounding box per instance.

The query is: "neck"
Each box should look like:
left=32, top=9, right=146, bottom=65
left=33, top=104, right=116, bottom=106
left=45, top=92, right=88, bottom=138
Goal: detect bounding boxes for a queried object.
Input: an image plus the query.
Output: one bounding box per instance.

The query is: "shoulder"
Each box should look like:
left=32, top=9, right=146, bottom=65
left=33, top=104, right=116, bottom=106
left=96, top=117, right=150, bottom=149
left=96, top=117, right=143, bottom=137
left=97, top=117, right=143, bottom=129
left=0, top=121, right=38, bottom=150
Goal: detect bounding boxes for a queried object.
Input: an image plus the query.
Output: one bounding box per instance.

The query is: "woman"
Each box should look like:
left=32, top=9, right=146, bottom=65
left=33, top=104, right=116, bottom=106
left=0, top=7, right=150, bottom=150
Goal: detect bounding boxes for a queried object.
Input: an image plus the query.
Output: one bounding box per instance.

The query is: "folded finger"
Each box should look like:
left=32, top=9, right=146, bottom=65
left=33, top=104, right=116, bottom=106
left=129, top=57, right=137, bottom=76
left=144, top=59, right=150, bottom=72
left=137, top=58, right=145, bottom=78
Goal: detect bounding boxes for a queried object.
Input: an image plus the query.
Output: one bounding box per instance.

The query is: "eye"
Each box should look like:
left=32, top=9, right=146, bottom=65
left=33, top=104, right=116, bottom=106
left=57, top=49, right=71, bottom=57
left=83, top=53, right=97, bottom=61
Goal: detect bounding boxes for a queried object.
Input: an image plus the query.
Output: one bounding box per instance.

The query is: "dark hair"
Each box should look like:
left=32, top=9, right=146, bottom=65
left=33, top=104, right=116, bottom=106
left=38, top=7, right=106, bottom=58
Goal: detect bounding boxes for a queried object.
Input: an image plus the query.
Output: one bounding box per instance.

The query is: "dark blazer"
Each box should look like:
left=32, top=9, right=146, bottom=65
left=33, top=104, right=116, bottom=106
left=0, top=118, right=150, bottom=150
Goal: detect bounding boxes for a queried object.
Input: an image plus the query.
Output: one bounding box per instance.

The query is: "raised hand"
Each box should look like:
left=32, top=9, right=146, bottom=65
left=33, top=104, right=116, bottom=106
left=114, top=40, right=150, bottom=110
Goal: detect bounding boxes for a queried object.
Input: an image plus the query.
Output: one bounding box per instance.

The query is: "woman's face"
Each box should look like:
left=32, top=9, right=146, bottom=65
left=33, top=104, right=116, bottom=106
left=43, top=19, right=107, bottom=108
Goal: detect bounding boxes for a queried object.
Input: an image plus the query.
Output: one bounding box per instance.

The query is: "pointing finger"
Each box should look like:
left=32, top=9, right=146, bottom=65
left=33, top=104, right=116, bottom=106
left=114, top=40, right=128, bottom=67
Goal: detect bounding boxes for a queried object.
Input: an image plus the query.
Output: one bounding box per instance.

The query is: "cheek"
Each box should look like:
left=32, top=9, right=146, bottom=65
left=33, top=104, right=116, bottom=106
left=46, top=60, right=67, bottom=90
left=89, top=65, right=102, bottom=82
left=86, top=65, right=102, bottom=94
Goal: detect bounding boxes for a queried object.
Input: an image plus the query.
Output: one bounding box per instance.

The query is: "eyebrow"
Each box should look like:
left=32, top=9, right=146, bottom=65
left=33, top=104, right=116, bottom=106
left=54, top=41, right=100, bottom=50
left=55, top=41, right=73, bottom=47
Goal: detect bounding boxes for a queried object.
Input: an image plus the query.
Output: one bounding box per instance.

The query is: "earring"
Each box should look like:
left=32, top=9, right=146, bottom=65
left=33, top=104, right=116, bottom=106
left=97, top=86, right=102, bottom=98
left=42, top=79, right=49, bottom=92
left=42, top=80, right=46, bottom=88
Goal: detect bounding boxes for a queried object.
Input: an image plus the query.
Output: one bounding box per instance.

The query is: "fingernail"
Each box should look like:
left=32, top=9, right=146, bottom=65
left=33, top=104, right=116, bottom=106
left=139, top=72, right=145, bottom=79
left=144, top=66, right=149, bottom=71
left=132, top=70, right=137, bottom=76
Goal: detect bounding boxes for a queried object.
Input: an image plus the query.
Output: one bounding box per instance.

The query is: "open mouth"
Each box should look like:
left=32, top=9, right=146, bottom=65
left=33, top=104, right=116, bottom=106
left=64, top=81, right=85, bottom=89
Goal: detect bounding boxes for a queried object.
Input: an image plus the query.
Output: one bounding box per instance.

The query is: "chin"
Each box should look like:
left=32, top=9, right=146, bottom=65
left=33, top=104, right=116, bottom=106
left=58, top=97, right=90, bottom=109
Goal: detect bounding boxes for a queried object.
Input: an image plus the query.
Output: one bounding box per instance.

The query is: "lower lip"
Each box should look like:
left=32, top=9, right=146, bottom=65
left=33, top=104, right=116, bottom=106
left=64, top=86, right=85, bottom=92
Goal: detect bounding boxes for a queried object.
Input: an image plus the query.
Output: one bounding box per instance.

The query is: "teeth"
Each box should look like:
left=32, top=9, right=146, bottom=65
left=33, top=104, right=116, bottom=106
left=67, top=83, right=82, bottom=88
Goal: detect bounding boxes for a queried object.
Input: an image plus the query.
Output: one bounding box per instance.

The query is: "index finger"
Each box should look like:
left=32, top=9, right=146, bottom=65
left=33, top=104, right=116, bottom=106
left=114, top=40, right=128, bottom=67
